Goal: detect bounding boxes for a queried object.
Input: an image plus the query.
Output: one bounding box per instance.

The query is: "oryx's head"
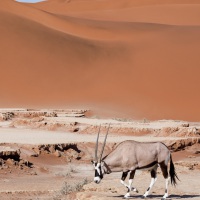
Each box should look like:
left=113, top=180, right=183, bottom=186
left=92, top=124, right=110, bottom=184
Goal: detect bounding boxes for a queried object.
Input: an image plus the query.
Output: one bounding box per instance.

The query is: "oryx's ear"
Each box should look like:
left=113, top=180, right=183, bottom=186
left=91, top=160, right=97, bottom=166
left=91, top=160, right=95, bottom=164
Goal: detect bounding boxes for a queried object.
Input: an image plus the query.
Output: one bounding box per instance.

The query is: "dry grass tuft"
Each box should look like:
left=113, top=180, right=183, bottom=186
left=60, top=178, right=88, bottom=195
left=53, top=178, right=89, bottom=200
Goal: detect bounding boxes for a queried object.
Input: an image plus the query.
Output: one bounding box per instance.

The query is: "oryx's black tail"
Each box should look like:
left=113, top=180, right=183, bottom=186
left=169, top=154, right=180, bottom=186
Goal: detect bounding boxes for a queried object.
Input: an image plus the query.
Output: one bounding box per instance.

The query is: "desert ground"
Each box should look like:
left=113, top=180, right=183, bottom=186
left=0, top=109, right=199, bottom=200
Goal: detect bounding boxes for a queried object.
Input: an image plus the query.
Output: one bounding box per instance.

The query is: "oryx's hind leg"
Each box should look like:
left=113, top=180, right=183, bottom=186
left=121, top=170, right=138, bottom=198
left=160, top=162, right=170, bottom=200
left=143, top=165, right=158, bottom=198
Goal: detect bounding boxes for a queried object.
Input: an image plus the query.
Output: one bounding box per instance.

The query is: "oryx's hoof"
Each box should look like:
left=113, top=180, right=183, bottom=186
left=124, top=193, right=130, bottom=199
left=161, top=194, right=169, bottom=200
left=142, top=195, right=147, bottom=199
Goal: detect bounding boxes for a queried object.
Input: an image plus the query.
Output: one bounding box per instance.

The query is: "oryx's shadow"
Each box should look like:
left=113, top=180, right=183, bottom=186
left=110, top=194, right=200, bottom=199
left=170, top=194, right=200, bottom=199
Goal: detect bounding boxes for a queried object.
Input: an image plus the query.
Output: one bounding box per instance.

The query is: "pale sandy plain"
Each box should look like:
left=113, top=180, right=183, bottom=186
left=0, top=109, right=200, bottom=200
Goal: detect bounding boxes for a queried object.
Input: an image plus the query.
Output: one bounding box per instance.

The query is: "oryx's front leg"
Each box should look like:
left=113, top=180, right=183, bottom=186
left=120, top=170, right=138, bottom=198
left=143, top=166, right=158, bottom=198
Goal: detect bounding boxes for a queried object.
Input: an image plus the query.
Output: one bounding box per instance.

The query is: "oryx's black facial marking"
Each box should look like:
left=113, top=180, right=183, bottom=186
left=94, top=162, right=103, bottom=179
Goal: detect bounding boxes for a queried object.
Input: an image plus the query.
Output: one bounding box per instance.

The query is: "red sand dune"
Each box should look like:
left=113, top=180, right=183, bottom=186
left=0, top=0, right=200, bottom=121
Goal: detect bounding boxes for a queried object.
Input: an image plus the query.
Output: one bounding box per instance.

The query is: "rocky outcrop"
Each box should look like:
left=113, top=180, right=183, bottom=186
left=0, top=112, right=15, bottom=121
left=0, top=146, right=20, bottom=160
left=80, top=125, right=153, bottom=136
left=165, top=138, right=200, bottom=152
left=10, top=119, right=80, bottom=133
left=155, top=126, right=200, bottom=137
left=37, top=143, right=83, bottom=161
left=0, top=145, right=35, bottom=170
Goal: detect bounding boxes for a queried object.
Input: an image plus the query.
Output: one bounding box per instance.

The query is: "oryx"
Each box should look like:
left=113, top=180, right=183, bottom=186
left=92, top=125, right=179, bottom=199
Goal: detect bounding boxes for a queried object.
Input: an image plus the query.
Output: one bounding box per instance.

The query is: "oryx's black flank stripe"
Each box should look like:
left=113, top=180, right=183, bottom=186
left=137, top=161, right=158, bottom=170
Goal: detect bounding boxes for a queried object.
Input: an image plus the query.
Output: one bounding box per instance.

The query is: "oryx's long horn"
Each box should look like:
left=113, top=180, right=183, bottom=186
left=95, top=125, right=101, bottom=162
left=99, top=124, right=110, bottom=162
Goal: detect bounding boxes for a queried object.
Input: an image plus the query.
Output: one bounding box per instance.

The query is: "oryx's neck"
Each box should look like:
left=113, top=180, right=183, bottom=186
left=102, top=150, right=125, bottom=172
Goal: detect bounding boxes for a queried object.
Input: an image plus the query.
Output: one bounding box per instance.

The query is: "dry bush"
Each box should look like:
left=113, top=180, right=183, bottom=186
left=113, top=117, right=133, bottom=122
left=60, top=178, right=88, bottom=195
left=53, top=178, right=89, bottom=200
